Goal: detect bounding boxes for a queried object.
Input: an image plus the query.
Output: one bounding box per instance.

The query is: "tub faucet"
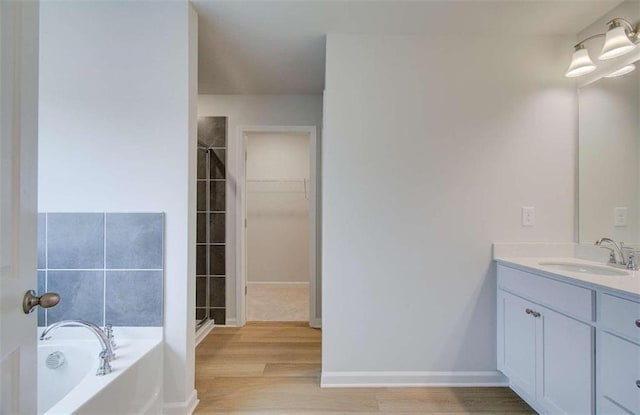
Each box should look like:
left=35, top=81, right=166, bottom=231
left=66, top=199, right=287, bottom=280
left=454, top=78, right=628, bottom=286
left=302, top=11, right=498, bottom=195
left=104, top=323, right=117, bottom=350
left=40, top=320, right=115, bottom=376
left=595, top=238, right=627, bottom=267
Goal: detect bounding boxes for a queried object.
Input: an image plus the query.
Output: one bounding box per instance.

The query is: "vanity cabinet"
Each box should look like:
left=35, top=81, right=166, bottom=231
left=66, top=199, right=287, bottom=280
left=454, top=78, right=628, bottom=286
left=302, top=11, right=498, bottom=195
left=497, top=263, right=640, bottom=415
left=597, top=293, right=640, bottom=414
left=498, top=265, right=594, bottom=415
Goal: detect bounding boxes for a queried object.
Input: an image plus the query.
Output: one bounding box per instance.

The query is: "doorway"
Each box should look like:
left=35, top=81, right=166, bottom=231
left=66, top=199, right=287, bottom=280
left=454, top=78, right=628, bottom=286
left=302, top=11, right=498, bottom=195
left=236, top=126, right=318, bottom=327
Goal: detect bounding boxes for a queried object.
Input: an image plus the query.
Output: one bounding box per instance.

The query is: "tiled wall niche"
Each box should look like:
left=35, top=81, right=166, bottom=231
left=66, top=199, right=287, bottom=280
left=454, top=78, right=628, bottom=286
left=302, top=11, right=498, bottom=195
left=37, top=212, right=164, bottom=327
left=196, top=116, right=227, bottom=325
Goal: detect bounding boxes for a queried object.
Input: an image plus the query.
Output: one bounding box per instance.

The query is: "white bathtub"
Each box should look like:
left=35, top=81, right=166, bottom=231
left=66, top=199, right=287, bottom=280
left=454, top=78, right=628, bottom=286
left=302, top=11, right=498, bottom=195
left=37, top=327, right=162, bottom=415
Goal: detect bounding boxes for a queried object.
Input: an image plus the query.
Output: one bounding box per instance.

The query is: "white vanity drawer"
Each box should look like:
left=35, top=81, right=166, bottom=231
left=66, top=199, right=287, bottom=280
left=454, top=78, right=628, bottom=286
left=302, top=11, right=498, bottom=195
left=599, top=332, right=640, bottom=414
left=600, top=293, right=640, bottom=342
left=497, top=265, right=594, bottom=321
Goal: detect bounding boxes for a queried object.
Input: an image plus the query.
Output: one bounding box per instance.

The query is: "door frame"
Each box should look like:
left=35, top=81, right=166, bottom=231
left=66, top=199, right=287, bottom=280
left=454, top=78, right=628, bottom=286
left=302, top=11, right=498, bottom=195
left=235, top=125, right=319, bottom=327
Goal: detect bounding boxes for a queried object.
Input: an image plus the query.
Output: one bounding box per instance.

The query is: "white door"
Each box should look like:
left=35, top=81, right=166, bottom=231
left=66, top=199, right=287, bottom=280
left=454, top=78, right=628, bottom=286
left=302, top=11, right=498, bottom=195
left=0, top=1, right=40, bottom=413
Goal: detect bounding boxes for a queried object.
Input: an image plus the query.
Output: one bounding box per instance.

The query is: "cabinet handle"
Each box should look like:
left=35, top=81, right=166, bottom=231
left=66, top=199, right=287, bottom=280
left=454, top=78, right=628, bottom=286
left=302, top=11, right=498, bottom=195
left=635, top=319, right=640, bottom=328
left=525, top=308, right=541, bottom=318
left=636, top=380, right=640, bottom=389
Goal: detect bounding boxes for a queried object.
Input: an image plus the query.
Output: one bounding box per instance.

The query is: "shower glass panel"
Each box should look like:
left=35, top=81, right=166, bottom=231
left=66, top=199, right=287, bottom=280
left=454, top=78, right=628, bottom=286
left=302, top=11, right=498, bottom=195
left=196, top=117, right=227, bottom=329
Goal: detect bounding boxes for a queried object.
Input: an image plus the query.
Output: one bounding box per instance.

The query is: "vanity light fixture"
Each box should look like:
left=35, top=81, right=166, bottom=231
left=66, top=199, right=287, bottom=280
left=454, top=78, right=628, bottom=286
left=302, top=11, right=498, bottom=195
left=565, top=18, right=639, bottom=78
left=604, top=63, right=636, bottom=78
left=599, top=20, right=637, bottom=60
left=566, top=45, right=597, bottom=77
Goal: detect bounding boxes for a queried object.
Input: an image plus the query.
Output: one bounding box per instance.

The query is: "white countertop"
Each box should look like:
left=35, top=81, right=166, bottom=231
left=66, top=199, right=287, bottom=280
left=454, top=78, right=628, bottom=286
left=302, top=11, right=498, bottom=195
left=495, top=257, right=640, bottom=297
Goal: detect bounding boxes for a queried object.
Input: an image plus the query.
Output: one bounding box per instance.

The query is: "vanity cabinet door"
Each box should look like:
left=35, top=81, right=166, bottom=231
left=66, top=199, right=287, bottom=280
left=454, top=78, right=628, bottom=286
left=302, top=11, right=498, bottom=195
left=537, top=305, right=594, bottom=415
left=498, top=291, right=537, bottom=401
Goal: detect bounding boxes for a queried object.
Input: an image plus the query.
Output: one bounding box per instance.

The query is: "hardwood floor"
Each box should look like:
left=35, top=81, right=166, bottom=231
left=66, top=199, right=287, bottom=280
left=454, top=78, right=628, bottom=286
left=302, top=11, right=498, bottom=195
left=195, top=322, right=534, bottom=414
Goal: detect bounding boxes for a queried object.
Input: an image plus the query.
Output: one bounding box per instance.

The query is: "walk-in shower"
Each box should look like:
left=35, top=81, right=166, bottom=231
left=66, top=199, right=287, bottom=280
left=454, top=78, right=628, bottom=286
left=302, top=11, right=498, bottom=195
left=196, top=117, right=227, bottom=331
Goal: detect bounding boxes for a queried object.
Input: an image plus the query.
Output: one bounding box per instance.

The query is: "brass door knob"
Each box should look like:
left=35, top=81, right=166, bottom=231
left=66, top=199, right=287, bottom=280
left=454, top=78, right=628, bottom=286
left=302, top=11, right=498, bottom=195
left=23, top=290, right=60, bottom=314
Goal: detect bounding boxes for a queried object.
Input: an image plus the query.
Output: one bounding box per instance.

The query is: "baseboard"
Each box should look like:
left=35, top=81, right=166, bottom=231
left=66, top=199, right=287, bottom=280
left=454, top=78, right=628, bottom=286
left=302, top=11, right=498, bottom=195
left=321, top=371, right=508, bottom=388
left=195, top=320, right=215, bottom=346
left=310, top=318, right=322, bottom=328
left=224, top=317, right=239, bottom=327
left=163, top=389, right=199, bottom=415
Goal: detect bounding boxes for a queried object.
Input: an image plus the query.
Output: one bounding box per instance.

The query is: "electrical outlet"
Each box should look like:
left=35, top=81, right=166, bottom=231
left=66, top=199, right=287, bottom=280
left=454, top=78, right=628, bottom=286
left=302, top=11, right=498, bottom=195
left=522, top=207, right=535, bottom=227
left=614, top=207, right=628, bottom=227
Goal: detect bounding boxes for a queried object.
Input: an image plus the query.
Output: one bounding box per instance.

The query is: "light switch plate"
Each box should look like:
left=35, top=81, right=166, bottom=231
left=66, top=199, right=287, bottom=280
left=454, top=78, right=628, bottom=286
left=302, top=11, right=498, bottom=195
left=522, top=207, right=535, bottom=227
left=614, top=207, right=628, bottom=227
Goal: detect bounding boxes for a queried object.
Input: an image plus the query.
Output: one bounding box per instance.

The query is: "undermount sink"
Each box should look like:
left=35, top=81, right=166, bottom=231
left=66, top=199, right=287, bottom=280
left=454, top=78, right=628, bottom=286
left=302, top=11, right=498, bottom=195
left=538, top=261, right=629, bottom=276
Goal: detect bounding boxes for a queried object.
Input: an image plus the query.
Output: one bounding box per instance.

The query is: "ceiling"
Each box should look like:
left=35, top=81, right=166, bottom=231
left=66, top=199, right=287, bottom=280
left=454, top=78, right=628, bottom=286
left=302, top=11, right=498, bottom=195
left=192, top=0, right=622, bottom=95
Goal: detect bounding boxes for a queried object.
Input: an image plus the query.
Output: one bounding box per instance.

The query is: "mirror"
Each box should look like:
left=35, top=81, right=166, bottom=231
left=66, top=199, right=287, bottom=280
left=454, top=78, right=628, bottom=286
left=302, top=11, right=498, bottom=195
left=579, top=63, right=640, bottom=245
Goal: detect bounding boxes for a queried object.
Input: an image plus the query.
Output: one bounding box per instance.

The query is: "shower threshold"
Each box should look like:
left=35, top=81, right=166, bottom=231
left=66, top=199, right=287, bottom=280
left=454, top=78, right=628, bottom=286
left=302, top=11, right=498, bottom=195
left=196, top=316, right=210, bottom=330
left=195, top=317, right=215, bottom=346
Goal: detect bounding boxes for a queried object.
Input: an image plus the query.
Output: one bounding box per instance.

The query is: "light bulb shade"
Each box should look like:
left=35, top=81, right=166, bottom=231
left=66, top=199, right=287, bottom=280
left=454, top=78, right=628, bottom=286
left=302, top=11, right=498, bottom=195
left=604, top=64, right=636, bottom=78
left=599, top=25, right=636, bottom=60
left=565, top=47, right=596, bottom=77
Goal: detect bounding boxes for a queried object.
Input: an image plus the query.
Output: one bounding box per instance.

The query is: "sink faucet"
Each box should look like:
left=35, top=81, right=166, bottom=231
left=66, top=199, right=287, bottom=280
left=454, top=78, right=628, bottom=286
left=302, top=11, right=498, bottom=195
left=40, top=320, right=115, bottom=375
left=595, top=237, right=626, bottom=266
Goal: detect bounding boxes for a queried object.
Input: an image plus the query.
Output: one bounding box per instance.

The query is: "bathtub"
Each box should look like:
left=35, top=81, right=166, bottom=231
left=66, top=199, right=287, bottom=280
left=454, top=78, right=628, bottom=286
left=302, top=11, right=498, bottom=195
left=37, top=327, right=162, bottom=415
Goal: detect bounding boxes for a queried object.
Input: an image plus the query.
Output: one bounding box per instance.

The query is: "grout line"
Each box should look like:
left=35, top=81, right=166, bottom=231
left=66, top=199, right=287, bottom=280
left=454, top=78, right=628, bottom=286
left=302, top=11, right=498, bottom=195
left=206, top=148, right=211, bottom=316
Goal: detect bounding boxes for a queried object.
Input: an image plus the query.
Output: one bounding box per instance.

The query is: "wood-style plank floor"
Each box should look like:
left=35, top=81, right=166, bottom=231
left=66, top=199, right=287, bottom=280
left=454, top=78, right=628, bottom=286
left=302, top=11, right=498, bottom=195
left=195, top=322, right=534, bottom=414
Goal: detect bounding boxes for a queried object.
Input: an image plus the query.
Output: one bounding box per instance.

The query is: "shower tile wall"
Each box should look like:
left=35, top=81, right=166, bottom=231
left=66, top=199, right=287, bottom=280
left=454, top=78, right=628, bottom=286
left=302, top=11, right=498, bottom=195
left=37, top=212, right=164, bottom=327
left=197, top=116, right=227, bottom=325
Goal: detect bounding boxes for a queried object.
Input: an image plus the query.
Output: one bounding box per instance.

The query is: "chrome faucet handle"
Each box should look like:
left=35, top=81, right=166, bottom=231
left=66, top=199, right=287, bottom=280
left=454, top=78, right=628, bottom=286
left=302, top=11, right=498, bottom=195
left=628, top=253, right=637, bottom=271
left=598, top=246, right=617, bottom=264
left=96, top=350, right=113, bottom=376
left=104, top=323, right=117, bottom=350
left=622, top=247, right=640, bottom=271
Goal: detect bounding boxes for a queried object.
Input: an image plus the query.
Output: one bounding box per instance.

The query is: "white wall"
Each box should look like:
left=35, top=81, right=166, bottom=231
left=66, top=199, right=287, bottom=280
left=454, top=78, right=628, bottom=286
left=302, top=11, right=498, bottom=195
left=38, top=1, right=198, bottom=410
left=247, top=132, right=310, bottom=283
left=198, top=95, right=322, bottom=323
left=322, top=34, right=576, bottom=384
left=579, top=70, right=640, bottom=244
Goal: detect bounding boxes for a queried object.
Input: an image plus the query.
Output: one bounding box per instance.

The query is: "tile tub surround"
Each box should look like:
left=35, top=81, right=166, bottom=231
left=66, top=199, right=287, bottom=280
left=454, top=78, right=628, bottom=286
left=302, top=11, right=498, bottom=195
left=37, top=212, right=164, bottom=327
